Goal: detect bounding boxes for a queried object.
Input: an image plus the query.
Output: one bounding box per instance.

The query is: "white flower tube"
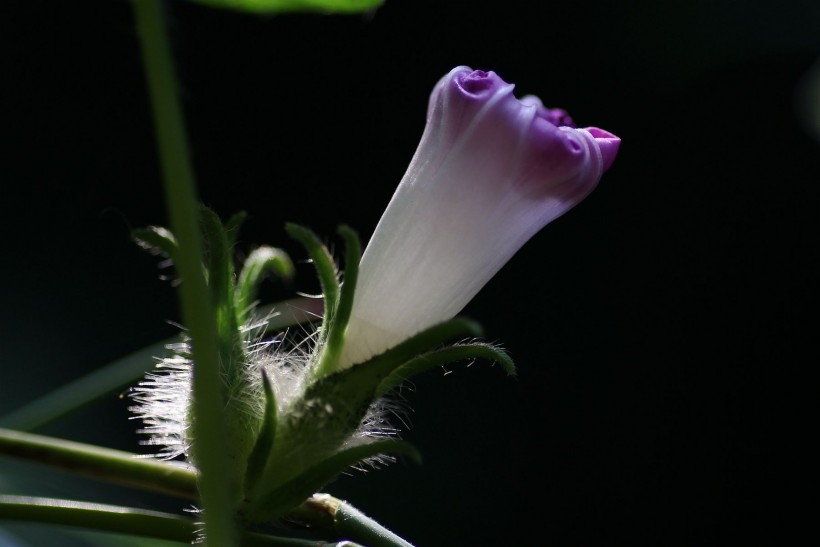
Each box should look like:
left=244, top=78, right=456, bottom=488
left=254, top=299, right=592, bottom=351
left=339, top=66, right=620, bottom=368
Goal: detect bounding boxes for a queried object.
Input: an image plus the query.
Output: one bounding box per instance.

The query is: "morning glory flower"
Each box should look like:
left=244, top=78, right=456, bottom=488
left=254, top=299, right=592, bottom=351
left=130, top=66, right=619, bottom=523
left=338, top=66, right=620, bottom=367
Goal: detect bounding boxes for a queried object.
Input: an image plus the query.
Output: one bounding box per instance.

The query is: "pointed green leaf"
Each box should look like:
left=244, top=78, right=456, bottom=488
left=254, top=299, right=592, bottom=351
left=199, top=206, right=257, bottom=497
left=313, top=225, right=361, bottom=379
left=300, top=318, right=484, bottom=424
left=199, top=206, right=246, bottom=376
left=187, top=0, right=383, bottom=15
left=376, top=343, right=515, bottom=397
left=244, top=370, right=278, bottom=494
left=243, top=440, right=420, bottom=522
left=326, top=317, right=483, bottom=397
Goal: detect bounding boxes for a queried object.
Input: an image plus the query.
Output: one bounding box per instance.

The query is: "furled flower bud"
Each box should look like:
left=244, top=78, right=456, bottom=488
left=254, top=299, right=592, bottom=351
left=339, top=66, right=620, bottom=367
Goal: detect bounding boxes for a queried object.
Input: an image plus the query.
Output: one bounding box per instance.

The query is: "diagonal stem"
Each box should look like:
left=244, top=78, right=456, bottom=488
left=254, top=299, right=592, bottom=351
left=0, top=427, right=198, bottom=500
left=0, top=297, right=322, bottom=433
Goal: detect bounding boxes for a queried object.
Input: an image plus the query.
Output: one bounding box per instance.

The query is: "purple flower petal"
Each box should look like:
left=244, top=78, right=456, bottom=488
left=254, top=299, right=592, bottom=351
left=338, top=66, right=620, bottom=368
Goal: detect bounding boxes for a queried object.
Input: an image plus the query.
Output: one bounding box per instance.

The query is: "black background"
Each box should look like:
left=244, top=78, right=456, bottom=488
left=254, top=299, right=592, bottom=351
left=2, top=0, right=819, bottom=545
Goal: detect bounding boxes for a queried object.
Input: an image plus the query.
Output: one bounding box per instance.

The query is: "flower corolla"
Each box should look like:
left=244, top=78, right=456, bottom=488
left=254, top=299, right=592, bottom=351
left=339, top=66, right=620, bottom=367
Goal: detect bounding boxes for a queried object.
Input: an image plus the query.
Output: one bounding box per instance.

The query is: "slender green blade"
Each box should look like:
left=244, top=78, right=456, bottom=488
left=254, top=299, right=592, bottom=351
left=313, top=225, right=361, bottom=379
left=0, top=340, right=172, bottom=431
left=243, top=371, right=278, bottom=492
left=188, top=0, right=383, bottom=14
left=376, top=343, right=515, bottom=397
left=243, top=440, right=420, bottom=522
left=0, top=297, right=321, bottom=432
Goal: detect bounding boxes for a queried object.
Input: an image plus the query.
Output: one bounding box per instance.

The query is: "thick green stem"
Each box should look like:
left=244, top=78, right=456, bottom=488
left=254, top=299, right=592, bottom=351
left=131, top=0, right=236, bottom=544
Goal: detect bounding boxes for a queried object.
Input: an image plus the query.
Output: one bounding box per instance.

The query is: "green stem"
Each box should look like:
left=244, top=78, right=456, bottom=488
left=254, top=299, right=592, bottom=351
left=0, top=496, right=196, bottom=543
left=284, top=495, right=415, bottom=547
left=0, top=427, right=198, bottom=500
left=0, top=429, right=409, bottom=546
left=132, top=1, right=236, bottom=543
left=0, top=496, right=355, bottom=546
left=334, top=500, right=415, bottom=547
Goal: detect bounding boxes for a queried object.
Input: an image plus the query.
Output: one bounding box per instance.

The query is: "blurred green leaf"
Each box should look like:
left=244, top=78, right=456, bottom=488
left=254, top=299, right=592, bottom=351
left=188, top=0, right=383, bottom=14
left=0, top=297, right=320, bottom=432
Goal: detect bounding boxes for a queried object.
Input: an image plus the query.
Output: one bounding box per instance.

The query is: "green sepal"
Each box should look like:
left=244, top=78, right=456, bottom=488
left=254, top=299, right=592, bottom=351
left=245, top=320, right=477, bottom=517
left=376, top=343, right=515, bottom=398
left=198, top=206, right=256, bottom=501
left=285, top=223, right=340, bottom=338
left=187, top=0, right=384, bottom=15
left=345, top=317, right=485, bottom=389
left=297, top=318, right=484, bottom=428
left=199, top=206, right=235, bottom=311
left=198, top=206, right=245, bottom=365
left=242, top=440, right=420, bottom=523
left=312, top=225, right=361, bottom=379
left=235, top=246, right=295, bottom=324
left=244, top=370, right=278, bottom=494
left=132, top=225, right=179, bottom=261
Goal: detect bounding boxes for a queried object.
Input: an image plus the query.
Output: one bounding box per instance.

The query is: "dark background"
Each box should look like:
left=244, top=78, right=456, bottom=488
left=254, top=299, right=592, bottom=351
left=2, top=0, right=818, bottom=545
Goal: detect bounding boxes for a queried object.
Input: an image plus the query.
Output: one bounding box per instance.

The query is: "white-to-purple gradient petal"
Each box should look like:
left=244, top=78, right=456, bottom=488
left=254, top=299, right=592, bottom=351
left=337, top=66, right=620, bottom=368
